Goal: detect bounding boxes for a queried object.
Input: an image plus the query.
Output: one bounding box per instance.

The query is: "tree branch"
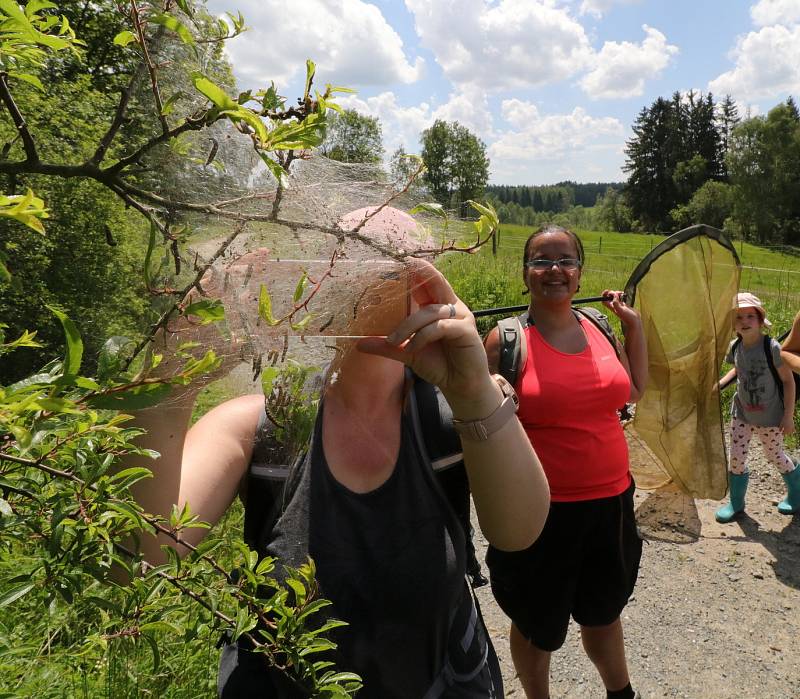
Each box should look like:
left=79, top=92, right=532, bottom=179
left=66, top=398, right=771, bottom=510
left=91, top=62, right=149, bottom=165
left=0, top=72, right=38, bottom=163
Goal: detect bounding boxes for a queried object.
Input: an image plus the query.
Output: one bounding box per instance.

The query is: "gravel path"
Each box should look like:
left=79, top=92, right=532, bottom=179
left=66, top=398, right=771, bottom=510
left=471, top=440, right=800, bottom=699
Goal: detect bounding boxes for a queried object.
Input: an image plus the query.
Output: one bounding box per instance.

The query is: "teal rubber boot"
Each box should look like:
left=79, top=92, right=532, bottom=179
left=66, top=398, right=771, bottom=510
left=715, top=472, right=749, bottom=523
left=778, top=464, right=800, bottom=515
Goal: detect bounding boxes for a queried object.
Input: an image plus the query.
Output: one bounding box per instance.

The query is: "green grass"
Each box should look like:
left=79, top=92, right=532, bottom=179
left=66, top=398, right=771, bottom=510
left=441, top=224, right=800, bottom=337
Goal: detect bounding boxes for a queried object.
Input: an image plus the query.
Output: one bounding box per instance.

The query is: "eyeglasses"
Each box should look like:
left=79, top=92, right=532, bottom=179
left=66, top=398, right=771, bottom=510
left=525, top=257, right=582, bottom=271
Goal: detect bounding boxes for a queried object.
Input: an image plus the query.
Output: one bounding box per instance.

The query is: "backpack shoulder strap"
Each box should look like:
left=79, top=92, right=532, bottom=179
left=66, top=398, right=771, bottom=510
left=574, top=306, right=619, bottom=357
left=763, top=334, right=785, bottom=406
left=497, top=312, right=528, bottom=386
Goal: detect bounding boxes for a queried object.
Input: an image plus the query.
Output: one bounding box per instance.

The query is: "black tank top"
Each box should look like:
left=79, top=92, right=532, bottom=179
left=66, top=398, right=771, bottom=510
left=220, top=398, right=499, bottom=698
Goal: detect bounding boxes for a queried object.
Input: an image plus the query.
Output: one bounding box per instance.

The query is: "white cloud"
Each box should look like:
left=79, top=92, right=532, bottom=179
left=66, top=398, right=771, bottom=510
left=579, top=25, right=678, bottom=99
left=579, top=0, right=640, bottom=18
left=489, top=101, right=625, bottom=182
left=404, top=0, right=594, bottom=90
left=338, top=88, right=494, bottom=156
left=750, top=0, right=800, bottom=27
left=709, top=24, right=800, bottom=100
left=206, top=0, right=422, bottom=90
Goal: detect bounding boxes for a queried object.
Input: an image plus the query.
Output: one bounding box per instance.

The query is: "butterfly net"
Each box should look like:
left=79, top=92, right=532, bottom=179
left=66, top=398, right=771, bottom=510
left=624, top=225, right=741, bottom=500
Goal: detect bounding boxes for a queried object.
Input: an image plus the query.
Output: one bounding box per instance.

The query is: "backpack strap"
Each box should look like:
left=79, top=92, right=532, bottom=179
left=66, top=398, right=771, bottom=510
left=762, top=334, right=785, bottom=407
left=497, top=312, right=529, bottom=386
left=574, top=306, right=620, bottom=358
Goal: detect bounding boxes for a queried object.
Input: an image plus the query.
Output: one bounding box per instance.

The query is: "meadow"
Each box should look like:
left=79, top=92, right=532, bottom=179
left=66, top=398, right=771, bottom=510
left=441, top=224, right=800, bottom=338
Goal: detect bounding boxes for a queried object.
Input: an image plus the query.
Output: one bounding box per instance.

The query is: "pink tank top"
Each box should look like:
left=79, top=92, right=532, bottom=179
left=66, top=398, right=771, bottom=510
left=517, top=317, right=631, bottom=502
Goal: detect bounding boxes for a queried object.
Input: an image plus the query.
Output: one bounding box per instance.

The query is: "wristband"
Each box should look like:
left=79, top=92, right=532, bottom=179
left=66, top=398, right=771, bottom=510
left=452, top=374, right=519, bottom=442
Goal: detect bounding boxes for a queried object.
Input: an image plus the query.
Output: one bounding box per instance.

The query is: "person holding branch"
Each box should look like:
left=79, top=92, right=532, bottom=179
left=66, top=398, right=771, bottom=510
left=126, top=249, right=550, bottom=698
left=484, top=225, right=648, bottom=699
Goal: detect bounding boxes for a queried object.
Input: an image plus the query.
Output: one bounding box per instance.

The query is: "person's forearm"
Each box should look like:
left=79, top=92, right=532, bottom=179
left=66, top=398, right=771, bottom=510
left=450, top=379, right=549, bottom=552
left=623, top=319, right=648, bottom=401
left=781, top=349, right=800, bottom=374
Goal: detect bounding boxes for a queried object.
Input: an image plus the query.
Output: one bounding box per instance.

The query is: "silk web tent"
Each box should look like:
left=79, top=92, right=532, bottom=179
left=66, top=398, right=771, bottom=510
left=623, top=224, right=741, bottom=499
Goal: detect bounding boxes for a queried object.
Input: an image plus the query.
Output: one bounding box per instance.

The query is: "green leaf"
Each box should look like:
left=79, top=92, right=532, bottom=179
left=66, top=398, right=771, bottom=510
left=7, top=71, right=44, bottom=90
left=258, top=285, right=279, bottom=326
left=304, top=59, right=315, bottom=99
left=110, top=467, right=153, bottom=490
left=149, top=13, right=195, bottom=45
left=290, top=314, right=314, bottom=332
left=259, top=153, right=287, bottom=185
left=410, top=202, right=447, bottom=219
left=0, top=582, right=34, bottom=608
left=260, top=366, right=279, bottom=395
left=292, top=271, right=308, bottom=303
left=142, top=633, right=161, bottom=672
left=183, top=298, right=225, bottom=325
left=113, top=30, right=137, bottom=47
left=161, top=91, right=184, bottom=116
left=191, top=72, right=238, bottom=111
left=87, top=382, right=172, bottom=410
left=46, top=305, right=82, bottom=376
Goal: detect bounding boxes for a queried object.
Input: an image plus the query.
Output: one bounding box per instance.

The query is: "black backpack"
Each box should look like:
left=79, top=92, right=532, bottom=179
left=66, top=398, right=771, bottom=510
left=731, top=334, right=800, bottom=407
left=496, top=306, right=632, bottom=420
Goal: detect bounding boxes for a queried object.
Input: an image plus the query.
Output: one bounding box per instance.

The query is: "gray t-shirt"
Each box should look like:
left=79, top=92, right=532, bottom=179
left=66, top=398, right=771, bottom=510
left=727, top=336, right=784, bottom=427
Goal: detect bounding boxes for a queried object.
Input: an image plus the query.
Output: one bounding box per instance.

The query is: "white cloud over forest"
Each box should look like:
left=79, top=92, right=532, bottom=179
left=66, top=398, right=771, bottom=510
left=205, top=0, right=423, bottom=89
left=709, top=24, right=800, bottom=100
left=404, top=0, right=594, bottom=91
left=580, top=25, right=678, bottom=99
left=489, top=100, right=625, bottom=182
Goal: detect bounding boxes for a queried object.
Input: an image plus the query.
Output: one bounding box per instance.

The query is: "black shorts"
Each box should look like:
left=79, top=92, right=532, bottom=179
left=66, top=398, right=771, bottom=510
left=486, top=478, right=642, bottom=652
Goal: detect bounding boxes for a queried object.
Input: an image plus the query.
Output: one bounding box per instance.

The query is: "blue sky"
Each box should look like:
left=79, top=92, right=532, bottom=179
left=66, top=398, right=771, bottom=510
left=205, top=0, right=800, bottom=185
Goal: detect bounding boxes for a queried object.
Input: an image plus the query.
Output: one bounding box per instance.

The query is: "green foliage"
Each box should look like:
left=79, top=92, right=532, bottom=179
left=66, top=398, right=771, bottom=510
left=420, top=119, right=489, bottom=217
left=727, top=100, right=800, bottom=246
left=595, top=187, right=635, bottom=232
left=670, top=180, right=735, bottom=231
left=0, top=2, right=365, bottom=695
left=319, top=108, right=384, bottom=164
left=261, top=361, right=321, bottom=465
left=0, top=310, right=358, bottom=696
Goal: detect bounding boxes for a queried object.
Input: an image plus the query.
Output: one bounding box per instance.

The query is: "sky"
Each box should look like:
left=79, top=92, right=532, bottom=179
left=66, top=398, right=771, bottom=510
left=204, top=0, right=800, bottom=186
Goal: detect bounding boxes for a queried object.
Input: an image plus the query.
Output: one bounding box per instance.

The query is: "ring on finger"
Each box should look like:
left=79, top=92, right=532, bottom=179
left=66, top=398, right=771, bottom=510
left=447, top=303, right=456, bottom=319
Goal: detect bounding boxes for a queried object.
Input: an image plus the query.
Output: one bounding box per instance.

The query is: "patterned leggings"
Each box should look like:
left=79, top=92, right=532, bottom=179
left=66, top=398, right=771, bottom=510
left=728, top=418, right=795, bottom=475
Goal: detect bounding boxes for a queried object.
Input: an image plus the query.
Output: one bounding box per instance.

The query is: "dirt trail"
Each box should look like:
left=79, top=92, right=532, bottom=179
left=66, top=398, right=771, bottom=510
left=472, top=440, right=800, bottom=699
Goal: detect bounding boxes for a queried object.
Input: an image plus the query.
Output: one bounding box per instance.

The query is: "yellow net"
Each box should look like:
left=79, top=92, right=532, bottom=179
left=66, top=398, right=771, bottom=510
left=624, top=225, right=741, bottom=499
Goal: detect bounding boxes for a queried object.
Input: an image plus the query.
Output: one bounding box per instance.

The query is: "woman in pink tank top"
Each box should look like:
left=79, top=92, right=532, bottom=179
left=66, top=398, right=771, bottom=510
left=484, top=225, right=648, bottom=699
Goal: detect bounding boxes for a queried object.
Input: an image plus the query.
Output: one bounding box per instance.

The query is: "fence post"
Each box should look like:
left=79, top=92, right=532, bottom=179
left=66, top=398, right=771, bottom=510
left=599, top=237, right=602, bottom=254
left=492, top=228, right=497, bottom=257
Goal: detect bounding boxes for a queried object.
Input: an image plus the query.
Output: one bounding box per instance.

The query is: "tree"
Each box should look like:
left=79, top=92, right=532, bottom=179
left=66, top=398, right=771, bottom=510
left=596, top=187, right=635, bottom=232
left=727, top=100, right=800, bottom=244
left=717, top=95, right=740, bottom=179
left=670, top=180, right=735, bottom=230
left=624, top=92, right=725, bottom=230
left=420, top=119, right=489, bottom=216
left=319, top=108, right=384, bottom=163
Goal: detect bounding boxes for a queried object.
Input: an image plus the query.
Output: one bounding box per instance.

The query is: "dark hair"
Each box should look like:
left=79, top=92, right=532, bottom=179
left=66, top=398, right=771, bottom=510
left=522, top=225, right=585, bottom=268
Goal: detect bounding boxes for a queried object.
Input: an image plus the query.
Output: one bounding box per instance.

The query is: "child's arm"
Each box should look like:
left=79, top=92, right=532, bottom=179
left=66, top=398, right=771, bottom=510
left=778, top=362, right=796, bottom=434
left=718, top=367, right=736, bottom=391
